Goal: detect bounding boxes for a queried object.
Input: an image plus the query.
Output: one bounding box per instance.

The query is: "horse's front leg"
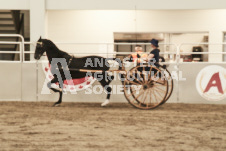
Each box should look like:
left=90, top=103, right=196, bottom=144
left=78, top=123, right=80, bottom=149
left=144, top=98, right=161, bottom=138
left=47, top=78, right=63, bottom=107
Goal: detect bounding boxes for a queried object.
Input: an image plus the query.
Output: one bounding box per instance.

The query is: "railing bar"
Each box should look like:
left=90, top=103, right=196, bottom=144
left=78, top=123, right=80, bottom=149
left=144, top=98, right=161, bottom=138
left=179, top=62, right=226, bottom=64
left=23, top=52, right=35, bottom=54
left=181, top=42, right=226, bottom=45
left=2, top=51, right=226, bottom=55
left=0, top=51, right=21, bottom=54
left=180, top=52, right=226, bottom=54
left=0, top=61, right=21, bottom=63
left=54, top=42, right=177, bottom=45
left=0, top=42, right=21, bottom=44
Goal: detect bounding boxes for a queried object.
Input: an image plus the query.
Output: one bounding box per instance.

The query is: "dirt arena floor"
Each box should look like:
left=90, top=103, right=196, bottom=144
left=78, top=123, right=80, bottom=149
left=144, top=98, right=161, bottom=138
left=0, top=102, right=226, bottom=151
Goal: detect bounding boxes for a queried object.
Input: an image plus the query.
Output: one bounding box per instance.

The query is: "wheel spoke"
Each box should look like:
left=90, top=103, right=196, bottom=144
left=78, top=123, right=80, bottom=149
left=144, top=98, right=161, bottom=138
left=131, top=86, right=143, bottom=97
left=153, top=84, right=167, bottom=101
left=128, top=80, right=141, bottom=85
left=154, top=70, right=160, bottom=77
left=150, top=88, right=155, bottom=105
left=130, top=89, right=145, bottom=103
left=145, top=89, right=151, bottom=107
left=152, top=85, right=166, bottom=93
left=153, top=87, right=165, bottom=99
left=139, top=89, right=146, bottom=101
left=138, top=90, right=146, bottom=107
left=136, top=69, right=145, bottom=84
left=152, top=88, right=161, bottom=104
left=147, top=66, right=153, bottom=80
left=129, top=71, right=143, bottom=85
left=141, top=66, right=147, bottom=84
left=153, top=81, right=165, bottom=85
left=142, top=89, right=149, bottom=106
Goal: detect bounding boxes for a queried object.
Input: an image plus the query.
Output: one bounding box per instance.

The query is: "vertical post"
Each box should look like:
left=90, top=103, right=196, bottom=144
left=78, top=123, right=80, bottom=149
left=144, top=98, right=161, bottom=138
left=209, top=31, right=223, bottom=62
left=30, top=0, right=46, bottom=60
left=11, top=10, right=20, bottom=32
left=36, top=60, right=39, bottom=102
left=176, top=45, right=180, bottom=103
left=20, top=43, right=23, bottom=101
left=107, top=43, right=109, bottom=58
left=21, top=14, right=25, bottom=37
left=223, top=35, right=226, bottom=62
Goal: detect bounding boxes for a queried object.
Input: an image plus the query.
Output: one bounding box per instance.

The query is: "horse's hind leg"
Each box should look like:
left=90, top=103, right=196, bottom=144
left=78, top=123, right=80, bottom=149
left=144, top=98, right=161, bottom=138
left=47, top=78, right=63, bottom=107
left=98, top=72, right=114, bottom=107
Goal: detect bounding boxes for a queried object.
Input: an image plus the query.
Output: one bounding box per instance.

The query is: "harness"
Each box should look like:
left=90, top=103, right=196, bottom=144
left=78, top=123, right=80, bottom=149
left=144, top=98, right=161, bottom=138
left=68, top=56, right=73, bottom=67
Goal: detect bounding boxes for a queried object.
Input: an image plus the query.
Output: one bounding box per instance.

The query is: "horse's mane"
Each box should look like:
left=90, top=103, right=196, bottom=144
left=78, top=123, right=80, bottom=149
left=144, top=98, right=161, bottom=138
left=42, top=39, right=59, bottom=51
left=41, top=39, right=72, bottom=60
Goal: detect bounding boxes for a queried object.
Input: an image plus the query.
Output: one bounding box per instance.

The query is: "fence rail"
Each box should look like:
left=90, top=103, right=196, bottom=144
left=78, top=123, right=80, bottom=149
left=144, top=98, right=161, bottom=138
left=0, top=34, right=226, bottom=64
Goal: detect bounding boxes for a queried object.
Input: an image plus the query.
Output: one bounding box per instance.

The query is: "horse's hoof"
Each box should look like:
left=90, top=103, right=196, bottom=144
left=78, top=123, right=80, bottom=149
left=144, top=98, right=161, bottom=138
left=52, top=103, right=61, bottom=107
left=101, top=99, right=110, bottom=107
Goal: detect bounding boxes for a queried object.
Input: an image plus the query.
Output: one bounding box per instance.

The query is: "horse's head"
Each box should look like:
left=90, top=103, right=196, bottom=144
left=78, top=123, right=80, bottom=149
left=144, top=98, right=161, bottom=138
left=34, top=37, right=45, bottom=60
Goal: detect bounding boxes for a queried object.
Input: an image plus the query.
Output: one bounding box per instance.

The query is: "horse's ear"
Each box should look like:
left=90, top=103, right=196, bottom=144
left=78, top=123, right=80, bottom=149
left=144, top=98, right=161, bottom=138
left=39, top=36, right=42, bottom=40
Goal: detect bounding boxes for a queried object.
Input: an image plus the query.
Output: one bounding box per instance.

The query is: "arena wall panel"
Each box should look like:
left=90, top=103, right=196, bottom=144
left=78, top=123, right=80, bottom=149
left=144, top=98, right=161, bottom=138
left=22, top=63, right=37, bottom=101
left=0, top=62, right=225, bottom=104
left=0, top=63, right=21, bottom=101
left=178, top=63, right=226, bottom=104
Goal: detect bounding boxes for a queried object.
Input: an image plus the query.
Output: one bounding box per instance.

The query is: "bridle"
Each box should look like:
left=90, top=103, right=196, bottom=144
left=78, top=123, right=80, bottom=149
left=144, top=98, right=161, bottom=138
left=37, top=42, right=43, bottom=47
left=35, top=42, right=44, bottom=59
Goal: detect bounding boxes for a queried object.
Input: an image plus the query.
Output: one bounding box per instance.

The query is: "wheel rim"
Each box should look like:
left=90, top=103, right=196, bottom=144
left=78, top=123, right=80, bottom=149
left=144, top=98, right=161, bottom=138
left=124, top=64, right=168, bottom=110
left=160, top=68, right=173, bottom=105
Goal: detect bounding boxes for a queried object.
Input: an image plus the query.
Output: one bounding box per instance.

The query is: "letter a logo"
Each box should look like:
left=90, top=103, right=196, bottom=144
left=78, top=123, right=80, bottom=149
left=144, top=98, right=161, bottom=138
left=204, top=72, right=223, bottom=94
left=196, top=65, right=226, bottom=101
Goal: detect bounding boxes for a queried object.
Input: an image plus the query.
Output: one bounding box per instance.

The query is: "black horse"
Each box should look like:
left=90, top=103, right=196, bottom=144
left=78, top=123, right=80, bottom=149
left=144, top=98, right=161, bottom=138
left=34, top=37, right=120, bottom=107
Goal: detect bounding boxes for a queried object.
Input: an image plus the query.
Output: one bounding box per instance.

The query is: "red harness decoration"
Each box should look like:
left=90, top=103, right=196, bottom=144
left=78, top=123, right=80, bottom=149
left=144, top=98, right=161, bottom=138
left=42, top=63, right=95, bottom=91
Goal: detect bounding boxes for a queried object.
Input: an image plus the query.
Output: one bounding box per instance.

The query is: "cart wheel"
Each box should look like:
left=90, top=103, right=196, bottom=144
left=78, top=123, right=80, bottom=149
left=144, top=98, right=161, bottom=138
left=123, top=64, right=168, bottom=110
left=160, top=68, right=173, bottom=105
